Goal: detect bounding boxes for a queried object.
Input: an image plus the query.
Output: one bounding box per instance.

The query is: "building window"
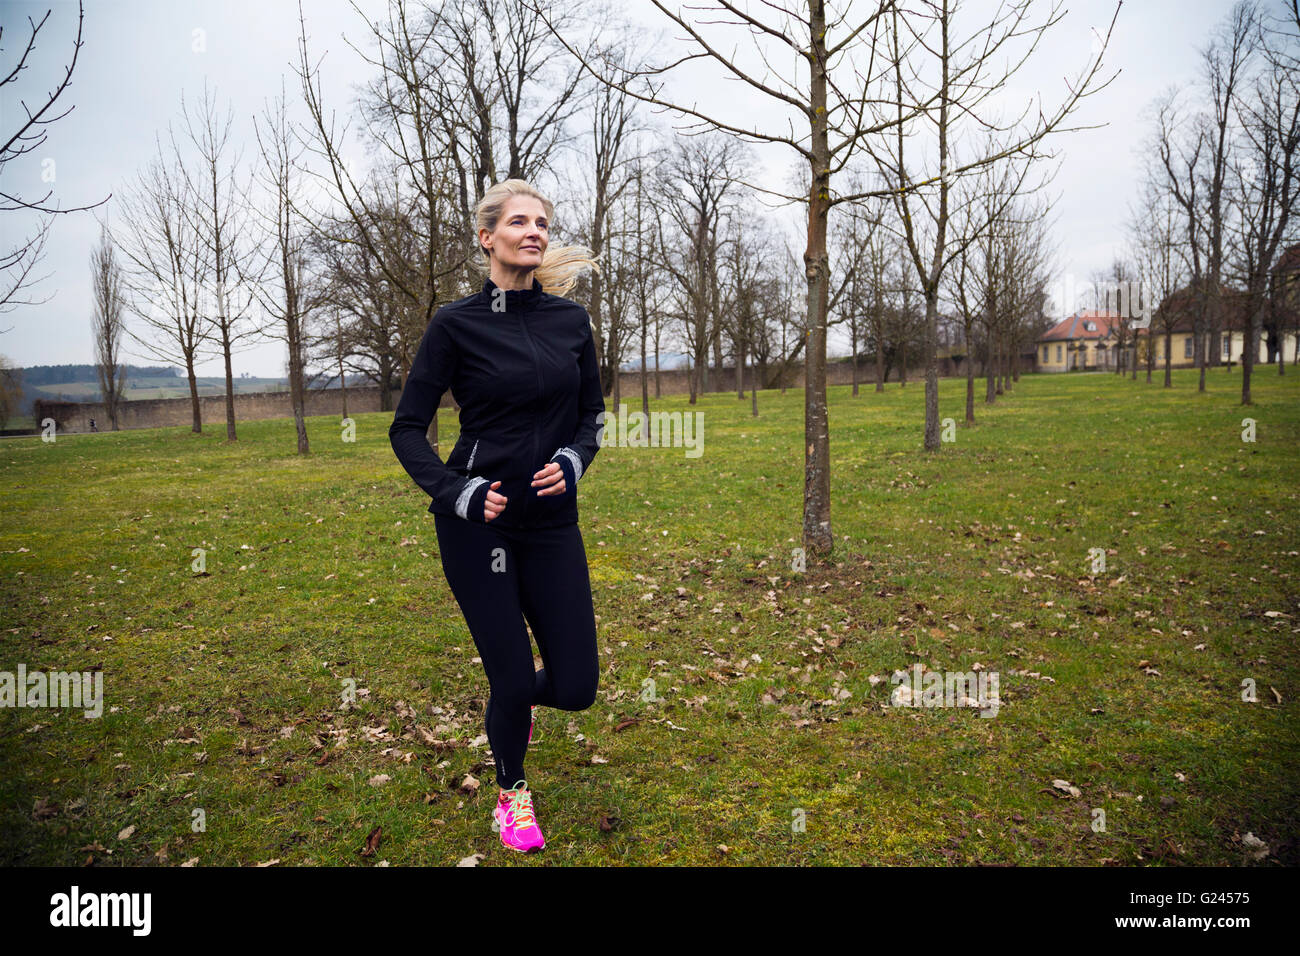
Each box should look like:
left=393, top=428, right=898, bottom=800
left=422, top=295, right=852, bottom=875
left=1223, top=337, right=1231, bottom=358
left=1042, top=346, right=1048, bottom=362
left=1056, top=345, right=1062, bottom=362
left=1184, top=337, right=1193, bottom=359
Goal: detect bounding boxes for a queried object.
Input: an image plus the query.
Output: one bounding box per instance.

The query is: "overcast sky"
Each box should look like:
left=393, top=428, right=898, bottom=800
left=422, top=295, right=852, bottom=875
left=0, top=0, right=1238, bottom=377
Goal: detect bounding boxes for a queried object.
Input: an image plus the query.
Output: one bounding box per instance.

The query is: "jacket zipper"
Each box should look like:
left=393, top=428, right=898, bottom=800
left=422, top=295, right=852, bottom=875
left=517, top=311, right=545, bottom=515
left=466, top=439, right=479, bottom=471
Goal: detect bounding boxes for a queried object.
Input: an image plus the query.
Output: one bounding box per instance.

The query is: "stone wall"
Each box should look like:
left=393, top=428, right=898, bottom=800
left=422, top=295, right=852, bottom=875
left=31, top=355, right=994, bottom=434
left=32, top=385, right=407, bottom=434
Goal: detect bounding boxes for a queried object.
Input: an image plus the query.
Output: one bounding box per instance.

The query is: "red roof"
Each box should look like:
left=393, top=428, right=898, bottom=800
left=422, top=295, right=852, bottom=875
left=1039, top=310, right=1123, bottom=342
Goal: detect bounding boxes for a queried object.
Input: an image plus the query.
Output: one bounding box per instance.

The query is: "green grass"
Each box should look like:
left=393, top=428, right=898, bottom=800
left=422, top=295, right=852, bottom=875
left=1, top=365, right=1297, bottom=866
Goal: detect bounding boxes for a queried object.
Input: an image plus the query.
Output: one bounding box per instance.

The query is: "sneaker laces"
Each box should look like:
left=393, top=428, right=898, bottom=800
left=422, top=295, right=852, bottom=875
left=501, top=781, right=536, bottom=829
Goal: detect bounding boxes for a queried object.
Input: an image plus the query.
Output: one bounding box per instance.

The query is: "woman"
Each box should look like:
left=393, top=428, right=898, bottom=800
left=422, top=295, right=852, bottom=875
left=389, top=179, right=604, bottom=854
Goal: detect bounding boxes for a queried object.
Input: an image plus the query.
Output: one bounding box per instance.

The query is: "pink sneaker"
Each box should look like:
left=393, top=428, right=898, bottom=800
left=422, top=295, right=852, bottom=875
left=494, top=780, right=545, bottom=853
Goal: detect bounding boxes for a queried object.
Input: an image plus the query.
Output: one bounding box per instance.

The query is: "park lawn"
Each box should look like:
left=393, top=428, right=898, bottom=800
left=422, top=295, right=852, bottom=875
left=1, top=365, right=1296, bottom=866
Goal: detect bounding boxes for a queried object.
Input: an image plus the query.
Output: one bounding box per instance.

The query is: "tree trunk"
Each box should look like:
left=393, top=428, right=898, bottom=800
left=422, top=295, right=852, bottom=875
left=1195, top=300, right=1207, bottom=392
left=984, top=337, right=995, bottom=404
left=1164, top=329, right=1173, bottom=387
left=222, top=319, right=236, bottom=441
left=187, top=362, right=201, bottom=433
left=1242, top=300, right=1262, bottom=405
left=923, top=289, right=940, bottom=449
left=801, top=0, right=832, bottom=557
left=850, top=326, right=859, bottom=397
left=875, top=333, right=885, bottom=393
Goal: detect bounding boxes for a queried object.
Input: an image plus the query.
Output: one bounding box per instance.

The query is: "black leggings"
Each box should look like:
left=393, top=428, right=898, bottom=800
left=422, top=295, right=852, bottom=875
left=433, top=514, right=599, bottom=789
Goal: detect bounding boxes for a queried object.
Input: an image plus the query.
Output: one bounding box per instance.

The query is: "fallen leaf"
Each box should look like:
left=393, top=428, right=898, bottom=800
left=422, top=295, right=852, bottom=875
left=1242, top=832, right=1269, bottom=861
left=1051, top=779, right=1081, bottom=799
left=360, top=825, right=382, bottom=858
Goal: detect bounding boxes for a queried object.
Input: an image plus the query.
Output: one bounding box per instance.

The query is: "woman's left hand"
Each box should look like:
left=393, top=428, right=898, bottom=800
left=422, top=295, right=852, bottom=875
left=531, top=461, right=567, bottom=496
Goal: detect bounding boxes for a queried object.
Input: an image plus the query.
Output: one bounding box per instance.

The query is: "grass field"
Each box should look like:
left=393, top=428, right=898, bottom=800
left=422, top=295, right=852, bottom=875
left=1, top=366, right=1296, bottom=866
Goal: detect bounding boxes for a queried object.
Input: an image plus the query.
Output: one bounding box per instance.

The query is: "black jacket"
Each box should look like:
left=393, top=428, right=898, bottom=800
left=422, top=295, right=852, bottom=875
left=389, top=276, right=604, bottom=529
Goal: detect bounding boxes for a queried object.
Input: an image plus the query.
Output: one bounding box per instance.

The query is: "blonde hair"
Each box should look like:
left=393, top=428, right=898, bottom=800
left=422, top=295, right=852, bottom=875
left=474, top=179, right=599, bottom=297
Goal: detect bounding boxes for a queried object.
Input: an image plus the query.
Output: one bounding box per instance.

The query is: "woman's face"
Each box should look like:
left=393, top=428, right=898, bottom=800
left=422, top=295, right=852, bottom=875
left=482, top=196, right=548, bottom=270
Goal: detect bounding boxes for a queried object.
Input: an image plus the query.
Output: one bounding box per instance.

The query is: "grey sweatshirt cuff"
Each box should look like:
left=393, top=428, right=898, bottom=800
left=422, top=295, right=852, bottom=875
left=454, top=476, right=489, bottom=520
left=550, top=446, right=583, bottom=483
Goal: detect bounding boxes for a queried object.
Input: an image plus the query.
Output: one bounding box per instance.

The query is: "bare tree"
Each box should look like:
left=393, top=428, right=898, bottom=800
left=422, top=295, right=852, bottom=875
left=861, top=201, right=898, bottom=395
left=425, top=0, right=595, bottom=220
left=314, top=189, right=426, bottom=408
left=649, top=132, right=748, bottom=403
left=112, top=141, right=213, bottom=433
left=249, top=77, right=323, bottom=454
left=770, top=239, right=810, bottom=395
left=1150, top=3, right=1260, bottom=393
left=175, top=80, right=265, bottom=441
left=90, top=224, right=127, bottom=430
left=977, top=193, right=1051, bottom=398
left=832, top=196, right=876, bottom=398
left=294, top=0, right=476, bottom=457
left=596, top=193, right=637, bottom=412
left=872, top=0, right=1117, bottom=450
left=1102, top=256, right=1137, bottom=374
left=1003, top=214, right=1053, bottom=387
left=949, top=225, right=980, bottom=419
left=946, top=160, right=1037, bottom=418
left=534, top=0, right=912, bottom=554
left=568, top=38, right=642, bottom=400
left=1152, top=87, right=1208, bottom=387
left=538, top=0, right=1110, bottom=548
left=1227, top=0, right=1300, bottom=405
left=948, top=172, right=999, bottom=420
left=722, top=217, right=783, bottom=416
left=0, top=0, right=109, bottom=321
left=1128, top=175, right=1187, bottom=386
left=623, top=151, right=668, bottom=415
left=1202, top=1, right=1261, bottom=378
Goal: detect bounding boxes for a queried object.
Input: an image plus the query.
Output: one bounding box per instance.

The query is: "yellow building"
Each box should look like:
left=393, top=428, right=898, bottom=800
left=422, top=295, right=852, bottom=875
left=1136, top=280, right=1300, bottom=369
left=1040, top=251, right=1300, bottom=372
left=1136, top=323, right=1297, bottom=366
left=1037, top=310, right=1126, bottom=372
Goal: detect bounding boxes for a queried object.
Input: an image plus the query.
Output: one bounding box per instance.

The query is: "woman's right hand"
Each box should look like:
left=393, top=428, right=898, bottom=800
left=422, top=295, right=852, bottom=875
left=483, top=480, right=508, bottom=522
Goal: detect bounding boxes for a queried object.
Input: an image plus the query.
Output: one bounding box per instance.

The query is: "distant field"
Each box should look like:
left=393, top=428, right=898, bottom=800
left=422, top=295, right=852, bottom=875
left=24, top=375, right=291, bottom=405
left=1, top=367, right=1296, bottom=865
